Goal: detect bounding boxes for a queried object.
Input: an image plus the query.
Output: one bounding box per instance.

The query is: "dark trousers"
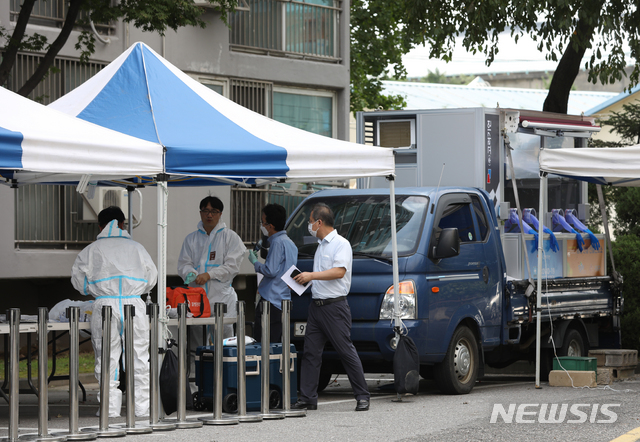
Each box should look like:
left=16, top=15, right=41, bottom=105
left=299, top=300, right=369, bottom=404
left=253, top=299, right=282, bottom=343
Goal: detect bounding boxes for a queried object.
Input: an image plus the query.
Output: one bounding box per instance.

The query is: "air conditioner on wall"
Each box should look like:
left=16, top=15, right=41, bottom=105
left=82, top=188, right=129, bottom=221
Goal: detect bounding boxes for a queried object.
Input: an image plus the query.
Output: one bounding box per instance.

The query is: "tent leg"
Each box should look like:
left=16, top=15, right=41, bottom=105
left=535, top=172, right=546, bottom=388
left=387, top=176, right=401, bottom=334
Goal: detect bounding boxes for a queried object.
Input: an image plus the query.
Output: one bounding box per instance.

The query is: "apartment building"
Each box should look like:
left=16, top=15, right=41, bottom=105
left=0, top=0, right=350, bottom=313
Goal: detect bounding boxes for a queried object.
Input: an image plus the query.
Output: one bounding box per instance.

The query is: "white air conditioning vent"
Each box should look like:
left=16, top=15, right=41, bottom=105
left=82, top=188, right=129, bottom=221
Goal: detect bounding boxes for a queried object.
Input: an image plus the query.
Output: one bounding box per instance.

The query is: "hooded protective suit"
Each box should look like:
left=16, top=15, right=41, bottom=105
left=71, top=220, right=157, bottom=417
left=178, top=219, right=245, bottom=338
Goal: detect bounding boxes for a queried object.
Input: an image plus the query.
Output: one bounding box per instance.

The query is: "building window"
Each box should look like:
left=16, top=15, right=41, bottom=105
left=229, top=0, right=340, bottom=61
left=273, top=88, right=334, bottom=137
left=230, top=78, right=273, bottom=117
left=5, top=53, right=106, bottom=104
left=10, top=0, right=114, bottom=35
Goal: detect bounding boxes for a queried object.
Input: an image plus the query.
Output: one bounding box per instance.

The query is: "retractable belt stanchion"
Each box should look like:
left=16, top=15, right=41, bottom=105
left=82, top=306, right=125, bottom=438
left=1, top=309, right=21, bottom=442
left=235, top=302, right=262, bottom=423
left=259, top=301, right=283, bottom=420
left=20, top=308, right=67, bottom=441
left=164, top=304, right=202, bottom=429
left=276, top=300, right=305, bottom=417
left=147, top=304, right=175, bottom=431
left=56, top=308, right=95, bottom=441
left=115, top=305, right=152, bottom=434
left=199, top=303, right=238, bottom=426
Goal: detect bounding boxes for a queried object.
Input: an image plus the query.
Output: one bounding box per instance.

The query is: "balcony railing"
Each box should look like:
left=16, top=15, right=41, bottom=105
left=230, top=0, right=340, bottom=62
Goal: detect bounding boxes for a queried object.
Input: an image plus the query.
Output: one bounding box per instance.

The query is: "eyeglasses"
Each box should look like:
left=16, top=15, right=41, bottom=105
left=200, top=209, right=221, bottom=215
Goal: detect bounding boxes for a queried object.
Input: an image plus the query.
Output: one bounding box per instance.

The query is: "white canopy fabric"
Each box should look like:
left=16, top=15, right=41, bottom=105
left=539, top=145, right=640, bottom=186
left=0, top=86, right=163, bottom=184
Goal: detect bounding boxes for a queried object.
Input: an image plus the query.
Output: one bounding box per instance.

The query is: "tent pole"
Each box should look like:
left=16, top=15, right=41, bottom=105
left=388, top=176, right=401, bottom=333
left=535, top=172, right=546, bottom=388
left=157, top=175, right=168, bottom=332
left=127, top=186, right=134, bottom=236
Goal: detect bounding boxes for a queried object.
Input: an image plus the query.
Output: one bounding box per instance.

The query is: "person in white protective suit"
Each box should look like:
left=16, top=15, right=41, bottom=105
left=178, top=196, right=246, bottom=362
left=71, top=206, right=157, bottom=418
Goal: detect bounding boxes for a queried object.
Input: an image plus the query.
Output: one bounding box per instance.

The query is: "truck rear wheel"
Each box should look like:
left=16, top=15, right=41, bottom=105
left=435, top=326, right=479, bottom=395
left=560, top=328, right=588, bottom=358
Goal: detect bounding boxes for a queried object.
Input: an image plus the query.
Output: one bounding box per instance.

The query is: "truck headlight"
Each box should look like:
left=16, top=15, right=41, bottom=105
left=379, top=280, right=417, bottom=320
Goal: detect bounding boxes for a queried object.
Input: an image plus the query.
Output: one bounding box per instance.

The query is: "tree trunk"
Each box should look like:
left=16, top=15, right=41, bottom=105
left=0, top=0, right=37, bottom=87
left=17, top=0, right=83, bottom=97
left=543, top=2, right=604, bottom=114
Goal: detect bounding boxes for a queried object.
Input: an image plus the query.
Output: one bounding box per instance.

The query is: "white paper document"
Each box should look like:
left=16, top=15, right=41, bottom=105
left=281, top=265, right=311, bottom=296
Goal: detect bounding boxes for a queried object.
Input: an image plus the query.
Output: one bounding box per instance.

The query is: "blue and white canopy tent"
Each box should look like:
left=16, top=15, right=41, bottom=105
left=47, top=42, right=399, bottom=326
left=0, top=86, right=163, bottom=184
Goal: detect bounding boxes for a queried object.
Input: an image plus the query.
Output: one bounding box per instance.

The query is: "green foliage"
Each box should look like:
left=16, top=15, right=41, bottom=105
left=601, top=101, right=640, bottom=145
left=612, top=235, right=640, bottom=351
left=0, top=353, right=95, bottom=379
left=350, top=0, right=420, bottom=113
left=0, top=0, right=238, bottom=96
left=420, top=69, right=474, bottom=85
left=400, top=0, right=640, bottom=111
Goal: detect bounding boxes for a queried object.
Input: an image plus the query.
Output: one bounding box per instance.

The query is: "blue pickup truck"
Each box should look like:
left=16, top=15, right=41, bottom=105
left=285, top=187, right=621, bottom=394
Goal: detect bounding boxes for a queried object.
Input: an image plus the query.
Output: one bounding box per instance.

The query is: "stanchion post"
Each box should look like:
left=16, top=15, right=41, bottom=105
left=163, top=303, right=202, bottom=429
left=147, top=304, right=175, bottom=431
left=235, top=302, right=262, bottom=423
left=58, top=308, right=95, bottom=441
left=20, top=308, right=67, bottom=441
left=115, top=305, right=152, bottom=434
left=200, top=303, right=238, bottom=426
left=259, top=301, right=283, bottom=420
left=81, top=306, right=125, bottom=438
left=277, top=300, right=305, bottom=417
left=1, top=309, right=21, bottom=442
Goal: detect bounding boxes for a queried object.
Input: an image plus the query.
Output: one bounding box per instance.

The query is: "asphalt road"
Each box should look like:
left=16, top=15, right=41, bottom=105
left=2, top=373, right=640, bottom=442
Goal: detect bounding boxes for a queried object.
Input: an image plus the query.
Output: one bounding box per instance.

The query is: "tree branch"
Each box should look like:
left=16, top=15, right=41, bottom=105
left=543, top=2, right=604, bottom=113
left=0, top=0, right=37, bottom=87
left=17, top=0, right=83, bottom=97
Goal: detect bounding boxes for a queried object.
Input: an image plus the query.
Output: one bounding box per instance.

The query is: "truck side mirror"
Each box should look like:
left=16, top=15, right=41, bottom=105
left=431, top=228, right=461, bottom=260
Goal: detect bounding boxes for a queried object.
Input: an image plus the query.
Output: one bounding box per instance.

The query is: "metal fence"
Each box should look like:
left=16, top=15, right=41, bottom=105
left=229, top=0, right=340, bottom=61
left=14, top=185, right=99, bottom=250
left=230, top=186, right=312, bottom=245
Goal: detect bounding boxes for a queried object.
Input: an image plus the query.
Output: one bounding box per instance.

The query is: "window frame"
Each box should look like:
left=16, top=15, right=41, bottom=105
left=272, top=85, right=337, bottom=138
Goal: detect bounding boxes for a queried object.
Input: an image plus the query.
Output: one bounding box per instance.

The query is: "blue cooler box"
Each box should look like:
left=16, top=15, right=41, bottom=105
left=195, top=343, right=297, bottom=413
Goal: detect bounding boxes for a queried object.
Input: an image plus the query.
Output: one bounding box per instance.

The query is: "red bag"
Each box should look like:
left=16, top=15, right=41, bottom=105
left=166, top=287, right=211, bottom=318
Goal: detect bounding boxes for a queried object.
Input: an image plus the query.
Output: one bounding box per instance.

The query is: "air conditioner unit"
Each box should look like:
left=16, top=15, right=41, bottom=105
left=82, top=188, right=129, bottom=221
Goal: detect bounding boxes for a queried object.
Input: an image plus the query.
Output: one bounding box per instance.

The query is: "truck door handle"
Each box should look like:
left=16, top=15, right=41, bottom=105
left=482, top=266, right=489, bottom=284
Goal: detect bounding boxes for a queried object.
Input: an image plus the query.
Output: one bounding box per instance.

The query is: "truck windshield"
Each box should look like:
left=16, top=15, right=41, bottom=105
left=286, top=195, right=429, bottom=258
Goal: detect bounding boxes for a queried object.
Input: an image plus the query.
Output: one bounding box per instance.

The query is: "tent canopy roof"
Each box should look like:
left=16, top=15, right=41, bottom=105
left=0, top=86, right=162, bottom=185
left=50, top=42, right=394, bottom=185
left=539, top=145, right=640, bottom=187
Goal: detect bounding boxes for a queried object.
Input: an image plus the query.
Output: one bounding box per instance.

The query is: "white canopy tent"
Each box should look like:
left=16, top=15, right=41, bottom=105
left=533, top=145, right=632, bottom=386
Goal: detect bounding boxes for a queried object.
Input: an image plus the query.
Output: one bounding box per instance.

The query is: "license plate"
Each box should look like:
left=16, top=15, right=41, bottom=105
left=294, top=322, right=307, bottom=337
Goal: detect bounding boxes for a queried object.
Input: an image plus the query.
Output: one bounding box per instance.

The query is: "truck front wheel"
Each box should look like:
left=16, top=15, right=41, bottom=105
left=435, top=326, right=479, bottom=395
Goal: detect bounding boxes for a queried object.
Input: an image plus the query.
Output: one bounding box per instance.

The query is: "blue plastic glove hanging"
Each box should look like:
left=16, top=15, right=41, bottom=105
left=506, top=209, right=540, bottom=253
left=565, top=210, right=600, bottom=250
left=551, top=209, right=584, bottom=252
left=523, top=208, right=560, bottom=253
left=248, top=250, right=259, bottom=264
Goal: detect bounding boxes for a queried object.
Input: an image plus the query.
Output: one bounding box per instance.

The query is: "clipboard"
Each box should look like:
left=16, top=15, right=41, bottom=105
left=281, top=265, right=311, bottom=296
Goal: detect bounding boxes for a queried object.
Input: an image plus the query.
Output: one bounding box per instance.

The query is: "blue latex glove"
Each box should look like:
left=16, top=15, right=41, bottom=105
left=565, top=210, right=600, bottom=250
left=184, top=272, right=196, bottom=285
left=552, top=210, right=584, bottom=252
left=248, top=250, right=258, bottom=264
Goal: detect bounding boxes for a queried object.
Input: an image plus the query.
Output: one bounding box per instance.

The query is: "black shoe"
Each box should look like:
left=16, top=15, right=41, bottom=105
left=292, top=400, right=317, bottom=410
left=355, top=399, right=369, bottom=411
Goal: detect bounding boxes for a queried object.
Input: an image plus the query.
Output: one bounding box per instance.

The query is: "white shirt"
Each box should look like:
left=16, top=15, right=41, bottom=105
left=311, top=229, right=352, bottom=300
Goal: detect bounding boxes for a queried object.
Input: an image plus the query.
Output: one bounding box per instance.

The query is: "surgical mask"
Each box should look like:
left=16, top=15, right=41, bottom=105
left=260, top=225, right=269, bottom=236
left=308, top=220, right=319, bottom=237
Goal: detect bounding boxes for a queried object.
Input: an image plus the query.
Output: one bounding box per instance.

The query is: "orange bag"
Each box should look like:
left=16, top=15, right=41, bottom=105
left=166, top=287, right=211, bottom=318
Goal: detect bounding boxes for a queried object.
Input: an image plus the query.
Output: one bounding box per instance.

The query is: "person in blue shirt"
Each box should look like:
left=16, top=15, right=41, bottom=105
left=248, top=203, right=298, bottom=343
